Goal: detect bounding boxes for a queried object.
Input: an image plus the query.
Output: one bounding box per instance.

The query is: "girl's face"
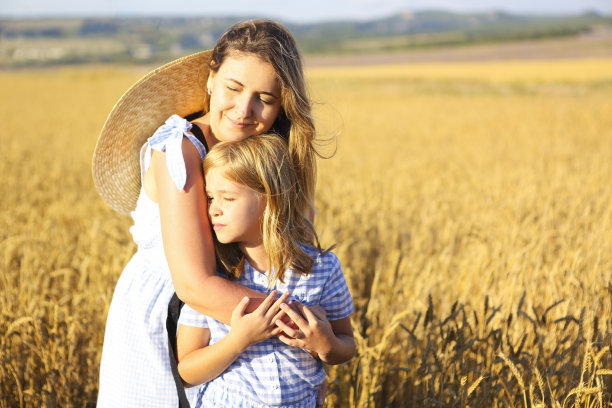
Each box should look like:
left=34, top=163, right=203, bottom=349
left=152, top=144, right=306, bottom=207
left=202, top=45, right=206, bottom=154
left=207, top=54, right=282, bottom=143
left=205, top=167, right=266, bottom=246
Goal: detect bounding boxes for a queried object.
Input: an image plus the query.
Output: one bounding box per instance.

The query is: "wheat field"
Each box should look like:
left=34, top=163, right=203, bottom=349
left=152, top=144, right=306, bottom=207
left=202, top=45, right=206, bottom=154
left=1, top=58, right=611, bottom=407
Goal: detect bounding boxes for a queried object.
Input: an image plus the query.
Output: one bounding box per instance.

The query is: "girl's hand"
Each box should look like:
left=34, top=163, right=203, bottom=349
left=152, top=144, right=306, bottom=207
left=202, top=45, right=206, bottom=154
left=275, top=301, right=335, bottom=357
left=227, top=290, right=289, bottom=351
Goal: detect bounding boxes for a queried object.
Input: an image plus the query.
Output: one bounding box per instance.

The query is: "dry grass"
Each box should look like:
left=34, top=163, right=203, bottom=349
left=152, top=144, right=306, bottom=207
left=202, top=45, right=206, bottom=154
left=1, top=59, right=611, bottom=407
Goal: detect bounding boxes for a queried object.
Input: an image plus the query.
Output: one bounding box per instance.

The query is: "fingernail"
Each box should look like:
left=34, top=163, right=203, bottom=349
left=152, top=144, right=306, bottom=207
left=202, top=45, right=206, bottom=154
left=280, top=303, right=287, bottom=309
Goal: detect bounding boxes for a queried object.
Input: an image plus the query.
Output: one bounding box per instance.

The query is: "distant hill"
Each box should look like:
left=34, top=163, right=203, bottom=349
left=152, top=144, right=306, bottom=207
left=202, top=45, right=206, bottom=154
left=1, top=11, right=611, bottom=67
left=288, top=10, right=612, bottom=53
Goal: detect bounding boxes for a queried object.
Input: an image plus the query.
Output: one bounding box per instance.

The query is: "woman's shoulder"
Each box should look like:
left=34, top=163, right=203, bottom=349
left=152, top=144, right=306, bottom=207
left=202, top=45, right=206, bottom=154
left=150, top=114, right=206, bottom=154
left=145, top=114, right=207, bottom=191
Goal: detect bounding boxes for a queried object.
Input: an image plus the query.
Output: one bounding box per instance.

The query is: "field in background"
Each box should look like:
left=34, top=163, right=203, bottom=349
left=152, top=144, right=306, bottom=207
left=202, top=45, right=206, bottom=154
left=1, top=58, right=611, bottom=407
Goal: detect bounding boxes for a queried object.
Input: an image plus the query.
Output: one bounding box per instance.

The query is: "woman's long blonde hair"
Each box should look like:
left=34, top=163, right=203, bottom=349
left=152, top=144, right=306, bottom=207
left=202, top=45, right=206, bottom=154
left=207, top=19, right=317, bottom=219
left=203, top=134, right=324, bottom=284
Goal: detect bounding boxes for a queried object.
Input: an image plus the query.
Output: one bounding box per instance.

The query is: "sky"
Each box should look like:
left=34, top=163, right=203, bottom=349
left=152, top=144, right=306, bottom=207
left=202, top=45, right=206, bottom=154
left=1, top=0, right=611, bottom=23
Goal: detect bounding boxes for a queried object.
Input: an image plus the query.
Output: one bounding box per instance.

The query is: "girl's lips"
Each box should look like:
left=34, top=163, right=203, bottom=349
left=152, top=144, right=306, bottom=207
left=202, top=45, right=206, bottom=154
left=213, top=224, right=225, bottom=231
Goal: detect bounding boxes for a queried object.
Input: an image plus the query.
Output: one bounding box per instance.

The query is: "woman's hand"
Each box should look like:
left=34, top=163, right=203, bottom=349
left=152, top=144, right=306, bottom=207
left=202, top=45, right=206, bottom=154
left=226, top=290, right=289, bottom=351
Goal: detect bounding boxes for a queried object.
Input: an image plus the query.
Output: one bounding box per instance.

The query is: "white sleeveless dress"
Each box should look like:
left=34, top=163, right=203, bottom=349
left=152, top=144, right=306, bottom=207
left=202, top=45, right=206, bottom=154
left=97, top=115, right=207, bottom=407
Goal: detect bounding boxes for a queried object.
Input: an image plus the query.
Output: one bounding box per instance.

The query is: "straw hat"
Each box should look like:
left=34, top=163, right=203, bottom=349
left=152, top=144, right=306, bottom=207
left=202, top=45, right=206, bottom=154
left=92, top=50, right=213, bottom=214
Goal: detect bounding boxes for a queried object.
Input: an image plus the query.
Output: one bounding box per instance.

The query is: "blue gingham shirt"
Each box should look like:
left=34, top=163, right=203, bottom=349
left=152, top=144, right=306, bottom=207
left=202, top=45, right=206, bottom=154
left=179, top=246, right=354, bottom=408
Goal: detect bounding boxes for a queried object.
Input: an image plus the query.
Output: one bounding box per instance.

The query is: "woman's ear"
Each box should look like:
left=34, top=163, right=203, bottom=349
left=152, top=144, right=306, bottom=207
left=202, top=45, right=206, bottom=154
left=207, top=66, right=216, bottom=94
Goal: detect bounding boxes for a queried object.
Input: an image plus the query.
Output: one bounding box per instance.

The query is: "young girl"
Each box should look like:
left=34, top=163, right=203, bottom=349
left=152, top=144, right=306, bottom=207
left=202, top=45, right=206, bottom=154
left=94, top=20, right=326, bottom=406
left=176, top=134, right=355, bottom=408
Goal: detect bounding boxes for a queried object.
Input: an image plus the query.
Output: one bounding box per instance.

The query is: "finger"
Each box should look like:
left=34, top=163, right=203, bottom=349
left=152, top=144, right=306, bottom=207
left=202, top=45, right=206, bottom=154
left=280, top=302, right=308, bottom=328
left=255, top=290, right=278, bottom=314
left=275, top=318, right=304, bottom=339
left=270, top=326, right=283, bottom=337
left=290, top=301, right=317, bottom=324
left=271, top=309, right=287, bottom=325
left=278, top=312, right=300, bottom=330
left=310, top=305, right=328, bottom=320
left=299, top=303, right=322, bottom=322
left=233, top=296, right=250, bottom=317
left=277, top=334, right=302, bottom=348
left=265, top=291, right=291, bottom=320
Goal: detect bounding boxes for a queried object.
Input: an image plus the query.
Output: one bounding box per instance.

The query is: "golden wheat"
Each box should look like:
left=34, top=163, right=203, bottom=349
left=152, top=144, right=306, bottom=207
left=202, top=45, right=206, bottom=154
left=1, top=59, right=611, bottom=407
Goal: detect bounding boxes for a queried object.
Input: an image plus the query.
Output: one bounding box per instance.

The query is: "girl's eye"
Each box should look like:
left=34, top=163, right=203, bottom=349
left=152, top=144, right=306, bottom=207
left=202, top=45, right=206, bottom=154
left=226, top=85, right=239, bottom=92
left=206, top=196, right=213, bottom=203
left=260, top=97, right=273, bottom=106
left=224, top=197, right=235, bottom=202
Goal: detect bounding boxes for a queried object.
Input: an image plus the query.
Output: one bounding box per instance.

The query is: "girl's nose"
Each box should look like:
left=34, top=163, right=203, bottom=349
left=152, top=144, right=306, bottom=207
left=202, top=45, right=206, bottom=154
left=208, top=201, right=221, bottom=216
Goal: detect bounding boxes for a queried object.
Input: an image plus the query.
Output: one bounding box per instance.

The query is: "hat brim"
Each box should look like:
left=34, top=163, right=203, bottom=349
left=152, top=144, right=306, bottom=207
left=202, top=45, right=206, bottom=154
left=92, top=50, right=212, bottom=214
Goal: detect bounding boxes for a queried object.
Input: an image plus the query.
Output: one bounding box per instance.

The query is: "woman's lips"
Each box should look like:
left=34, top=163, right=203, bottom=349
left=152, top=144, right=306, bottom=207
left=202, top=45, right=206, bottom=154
left=227, top=116, right=253, bottom=129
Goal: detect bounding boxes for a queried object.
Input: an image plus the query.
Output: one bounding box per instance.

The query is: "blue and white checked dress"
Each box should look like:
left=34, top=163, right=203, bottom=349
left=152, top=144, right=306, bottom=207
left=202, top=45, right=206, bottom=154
left=179, top=246, right=354, bottom=408
left=97, top=115, right=207, bottom=407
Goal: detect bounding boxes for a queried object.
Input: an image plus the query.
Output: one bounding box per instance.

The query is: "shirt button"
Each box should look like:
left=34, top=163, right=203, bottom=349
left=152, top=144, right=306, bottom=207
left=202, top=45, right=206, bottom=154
left=272, top=384, right=278, bottom=389
left=268, top=356, right=274, bottom=362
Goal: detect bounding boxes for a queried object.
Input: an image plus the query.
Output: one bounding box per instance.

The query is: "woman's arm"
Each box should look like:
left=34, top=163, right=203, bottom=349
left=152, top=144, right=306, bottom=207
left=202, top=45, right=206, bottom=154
left=151, top=138, right=266, bottom=323
left=177, top=293, right=287, bottom=386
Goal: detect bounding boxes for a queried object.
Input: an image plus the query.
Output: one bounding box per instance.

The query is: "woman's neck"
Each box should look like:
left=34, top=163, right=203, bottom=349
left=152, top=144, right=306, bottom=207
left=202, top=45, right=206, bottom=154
left=239, top=242, right=269, bottom=274
left=192, top=114, right=220, bottom=149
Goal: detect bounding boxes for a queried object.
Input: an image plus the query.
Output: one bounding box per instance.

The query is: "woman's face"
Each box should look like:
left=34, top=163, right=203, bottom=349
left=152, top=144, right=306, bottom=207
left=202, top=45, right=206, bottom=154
left=207, top=54, right=282, bottom=143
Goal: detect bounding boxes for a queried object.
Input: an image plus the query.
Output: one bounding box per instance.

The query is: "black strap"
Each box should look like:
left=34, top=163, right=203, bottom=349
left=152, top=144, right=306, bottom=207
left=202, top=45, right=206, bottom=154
left=168, top=115, right=207, bottom=408
left=166, top=293, right=191, bottom=408
left=188, top=122, right=209, bottom=152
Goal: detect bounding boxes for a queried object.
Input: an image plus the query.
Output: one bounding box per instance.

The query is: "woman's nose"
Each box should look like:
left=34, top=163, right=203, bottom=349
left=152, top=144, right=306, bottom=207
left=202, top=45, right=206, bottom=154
left=234, top=94, right=253, bottom=119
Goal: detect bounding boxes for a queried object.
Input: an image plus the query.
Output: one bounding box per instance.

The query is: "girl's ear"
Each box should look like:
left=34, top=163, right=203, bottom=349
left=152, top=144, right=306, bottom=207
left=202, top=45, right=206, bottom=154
left=257, top=194, right=268, bottom=223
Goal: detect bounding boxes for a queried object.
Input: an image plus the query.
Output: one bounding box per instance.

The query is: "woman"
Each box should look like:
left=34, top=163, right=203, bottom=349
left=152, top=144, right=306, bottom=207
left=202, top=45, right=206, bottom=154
left=93, top=20, right=322, bottom=407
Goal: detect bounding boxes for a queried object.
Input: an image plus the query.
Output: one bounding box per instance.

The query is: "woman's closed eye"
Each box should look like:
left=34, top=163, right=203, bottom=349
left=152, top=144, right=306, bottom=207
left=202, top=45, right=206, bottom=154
left=259, top=96, right=273, bottom=105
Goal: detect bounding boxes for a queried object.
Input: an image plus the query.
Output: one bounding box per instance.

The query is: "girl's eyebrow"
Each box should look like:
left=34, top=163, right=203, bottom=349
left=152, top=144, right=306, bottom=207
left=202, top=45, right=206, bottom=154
left=227, top=78, right=279, bottom=99
left=206, top=188, right=238, bottom=194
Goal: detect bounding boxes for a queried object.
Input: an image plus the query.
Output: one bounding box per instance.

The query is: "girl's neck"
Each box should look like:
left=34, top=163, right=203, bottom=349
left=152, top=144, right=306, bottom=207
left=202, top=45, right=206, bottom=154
left=239, top=242, right=269, bottom=274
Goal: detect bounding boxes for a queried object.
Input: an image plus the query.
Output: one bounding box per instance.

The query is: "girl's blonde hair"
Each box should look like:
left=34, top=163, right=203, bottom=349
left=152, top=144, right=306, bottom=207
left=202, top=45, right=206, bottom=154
left=207, top=19, right=317, bottom=219
left=203, top=134, right=324, bottom=284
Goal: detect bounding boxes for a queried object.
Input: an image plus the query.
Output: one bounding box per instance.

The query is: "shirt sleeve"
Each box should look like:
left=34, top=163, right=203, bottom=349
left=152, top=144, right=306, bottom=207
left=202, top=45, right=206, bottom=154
left=178, top=304, right=209, bottom=328
left=146, top=114, right=195, bottom=191
left=318, top=253, right=354, bottom=321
